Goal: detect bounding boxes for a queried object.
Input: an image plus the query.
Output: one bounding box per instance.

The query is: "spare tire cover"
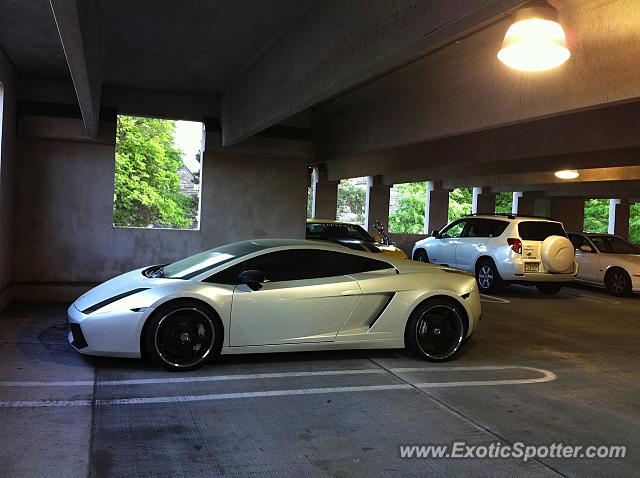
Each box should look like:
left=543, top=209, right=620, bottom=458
left=541, top=235, right=575, bottom=273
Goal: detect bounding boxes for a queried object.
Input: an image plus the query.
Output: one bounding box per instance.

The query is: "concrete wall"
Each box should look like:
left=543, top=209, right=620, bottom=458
left=388, top=233, right=428, bottom=259
left=12, top=116, right=308, bottom=301
left=0, top=49, right=18, bottom=310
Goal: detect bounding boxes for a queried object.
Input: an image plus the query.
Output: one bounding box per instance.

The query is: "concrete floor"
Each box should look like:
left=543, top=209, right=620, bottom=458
left=0, top=285, right=638, bottom=477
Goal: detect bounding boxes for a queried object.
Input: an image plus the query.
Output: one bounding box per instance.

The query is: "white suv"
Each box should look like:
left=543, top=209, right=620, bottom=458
left=412, top=214, right=578, bottom=294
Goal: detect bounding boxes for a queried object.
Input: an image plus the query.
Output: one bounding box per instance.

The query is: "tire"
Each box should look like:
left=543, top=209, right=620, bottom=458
left=143, top=299, right=223, bottom=371
left=413, top=249, right=429, bottom=263
left=536, top=283, right=563, bottom=295
left=405, top=297, right=468, bottom=362
left=475, top=259, right=503, bottom=293
left=605, top=268, right=632, bottom=297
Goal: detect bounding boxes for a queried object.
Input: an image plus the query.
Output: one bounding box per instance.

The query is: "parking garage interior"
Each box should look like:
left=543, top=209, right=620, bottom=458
left=0, top=0, right=639, bottom=476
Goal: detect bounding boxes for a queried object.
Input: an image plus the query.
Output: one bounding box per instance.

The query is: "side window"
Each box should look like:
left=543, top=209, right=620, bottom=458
left=463, top=220, right=485, bottom=238
left=441, top=221, right=466, bottom=238
left=206, top=249, right=343, bottom=284
left=337, top=253, right=394, bottom=275
left=568, top=234, right=584, bottom=249
left=488, top=220, right=509, bottom=237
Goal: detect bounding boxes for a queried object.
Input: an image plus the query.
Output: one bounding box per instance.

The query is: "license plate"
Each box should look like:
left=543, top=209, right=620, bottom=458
left=524, top=262, right=539, bottom=272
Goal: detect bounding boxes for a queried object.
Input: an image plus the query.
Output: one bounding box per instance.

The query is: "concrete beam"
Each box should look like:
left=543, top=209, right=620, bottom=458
left=550, top=197, right=585, bottom=232
left=364, top=176, right=391, bottom=233
left=315, top=0, right=640, bottom=160
left=50, top=0, right=102, bottom=137
left=472, top=187, right=496, bottom=214
left=442, top=166, right=640, bottom=191
left=325, top=102, right=640, bottom=182
left=608, top=199, right=631, bottom=239
left=221, top=0, right=523, bottom=145
left=425, top=181, right=449, bottom=234
left=521, top=180, right=640, bottom=198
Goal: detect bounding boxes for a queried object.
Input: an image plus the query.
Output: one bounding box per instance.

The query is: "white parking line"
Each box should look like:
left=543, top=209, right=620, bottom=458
left=0, top=369, right=385, bottom=388
left=0, top=366, right=556, bottom=408
left=479, top=294, right=511, bottom=304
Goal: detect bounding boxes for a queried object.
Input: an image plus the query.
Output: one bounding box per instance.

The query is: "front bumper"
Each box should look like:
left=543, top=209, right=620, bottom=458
left=67, top=303, right=144, bottom=358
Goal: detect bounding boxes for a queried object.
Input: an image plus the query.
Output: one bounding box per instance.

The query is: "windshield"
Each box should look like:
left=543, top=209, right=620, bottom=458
left=589, top=236, right=638, bottom=254
left=161, top=241, right=266, bottom=279
left=518, top=221, right=567, bottom=241
left=306, top=222, right=374, bottom=242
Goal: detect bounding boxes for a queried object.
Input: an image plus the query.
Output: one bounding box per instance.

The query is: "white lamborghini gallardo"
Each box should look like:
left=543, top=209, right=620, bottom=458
left=68, top=239, right=481, bottom=370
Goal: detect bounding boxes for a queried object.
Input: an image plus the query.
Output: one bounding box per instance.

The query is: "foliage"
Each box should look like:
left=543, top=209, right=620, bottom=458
left=307, top=186, right=313, bottom=219
left=113, top=115, right=197, bottom=228
left=630, top=203, right=640, bottom=244
left=495, top=192, right=513, bottom=214
left=337, top=179, right=367, bottom=224
left=583, top=199, right=609, bottom=233
left=448, top=188, right=473, bottom=223
left=389, top=182, right=426, bottom=233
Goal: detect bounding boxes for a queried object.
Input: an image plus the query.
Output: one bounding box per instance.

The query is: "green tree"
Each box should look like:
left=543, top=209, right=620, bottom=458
left=337, top=179, right=366, bottom=224
left=389, top=182, right=426, bottom=233
left=495, top=192, right=513, bottom=214
left=113, top=116, right=196, bottom=228
left=448, top=188, right=473, bottom=223
left=630, top=203, right=640, bottom=244
left=307, top=186, right=313, bottom=219
left=583, top=199, right=609, bottom=233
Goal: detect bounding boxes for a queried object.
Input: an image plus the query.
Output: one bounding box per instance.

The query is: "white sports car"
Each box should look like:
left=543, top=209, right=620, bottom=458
left=68, top=239, right=481, bottom=370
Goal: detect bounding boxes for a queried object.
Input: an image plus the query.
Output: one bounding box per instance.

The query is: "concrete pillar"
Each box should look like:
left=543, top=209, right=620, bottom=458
left=608, top=199, right=630, bottom=239
left=364, top=175, right=391, bottom=233
left=512, top=191, right=537, bottom=216
left=472, top=186, right=496, bottom=214
left=425, top=180, right=449, bottom=233
left=550, top=197, right=585, bottom=232
left=311, top=166, right=338, bottom=220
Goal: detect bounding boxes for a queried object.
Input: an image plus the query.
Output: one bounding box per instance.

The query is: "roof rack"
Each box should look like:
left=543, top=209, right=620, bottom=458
left=463, top=213, right=557, bottom=221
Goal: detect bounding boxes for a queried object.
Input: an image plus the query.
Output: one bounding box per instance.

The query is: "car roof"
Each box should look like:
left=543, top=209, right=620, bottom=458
left=237, top=238, right=336, bottom=249
left=461, top=214, right=559, bottom=222
left=306, top=219, right=360, bottom=226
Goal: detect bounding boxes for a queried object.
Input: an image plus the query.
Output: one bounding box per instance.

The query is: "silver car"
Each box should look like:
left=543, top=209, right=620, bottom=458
left=412, top=214, right=578, bottom=295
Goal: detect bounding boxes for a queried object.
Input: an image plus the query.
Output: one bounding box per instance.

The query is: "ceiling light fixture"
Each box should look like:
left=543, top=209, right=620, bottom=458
left=554, top=170, right=579, bottom=179
left=498, top=1, right=570, bottom=72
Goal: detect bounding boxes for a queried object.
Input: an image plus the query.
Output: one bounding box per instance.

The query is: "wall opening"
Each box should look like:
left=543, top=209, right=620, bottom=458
left=336, top=177, right=367, bottom=225
left=448, top=188, right=472, bottom=223
left=495, top=192, right=513, bottom=214
left=630, top=203, right=639, bottom=244
left=113, top=115, right=203, bottom=230
left=583, top=199, right=609, bottom=233
left=388, top=182, right=426, bottom=233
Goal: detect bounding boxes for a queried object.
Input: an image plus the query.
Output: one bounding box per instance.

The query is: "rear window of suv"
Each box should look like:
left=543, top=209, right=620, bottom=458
left=518, top=221, right=567, bottom=241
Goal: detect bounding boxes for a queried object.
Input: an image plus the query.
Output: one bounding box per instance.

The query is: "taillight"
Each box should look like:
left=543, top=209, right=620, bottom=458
left=507, top=238, right=522, bottom=254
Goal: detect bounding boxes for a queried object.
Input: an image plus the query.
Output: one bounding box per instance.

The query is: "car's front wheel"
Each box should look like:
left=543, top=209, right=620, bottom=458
left=143, top=300, right=223, bottom=371
left=405, top=298, right=467, bottom=362
left=413, top=249, right=429, bottom=262
left=605, top=268, right=632, bottom=297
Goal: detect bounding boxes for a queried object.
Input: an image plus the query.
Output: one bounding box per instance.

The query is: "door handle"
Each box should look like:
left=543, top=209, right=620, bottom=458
left=340, top=289, right=360, bottom=296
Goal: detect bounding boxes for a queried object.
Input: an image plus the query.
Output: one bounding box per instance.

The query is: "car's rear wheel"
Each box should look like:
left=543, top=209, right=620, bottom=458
left=605, top=268, right=632, bottom=297
left=413, top=249, right=429, bottom=262
left=475, top=259, right=503, bottom=293
left=536, top=283, right=563, bottom=295
left=405, top=298, right=467, bottom=362
left=143, top=300, right=223, bottom=371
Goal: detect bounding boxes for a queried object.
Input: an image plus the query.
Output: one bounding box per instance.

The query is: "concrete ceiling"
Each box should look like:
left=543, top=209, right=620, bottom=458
left=99, top=0, right=315, bottom=94
left=0, top=0, right=70, bottom=80
left=0, top=0, right=313, bottom=93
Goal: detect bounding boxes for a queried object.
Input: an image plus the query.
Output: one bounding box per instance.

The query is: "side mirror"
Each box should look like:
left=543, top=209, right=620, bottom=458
left=238, top=269, right=265, bottom=291
left=579, top=245, right=593, bottom=253
left=431, top=230, right=440, bottom=238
